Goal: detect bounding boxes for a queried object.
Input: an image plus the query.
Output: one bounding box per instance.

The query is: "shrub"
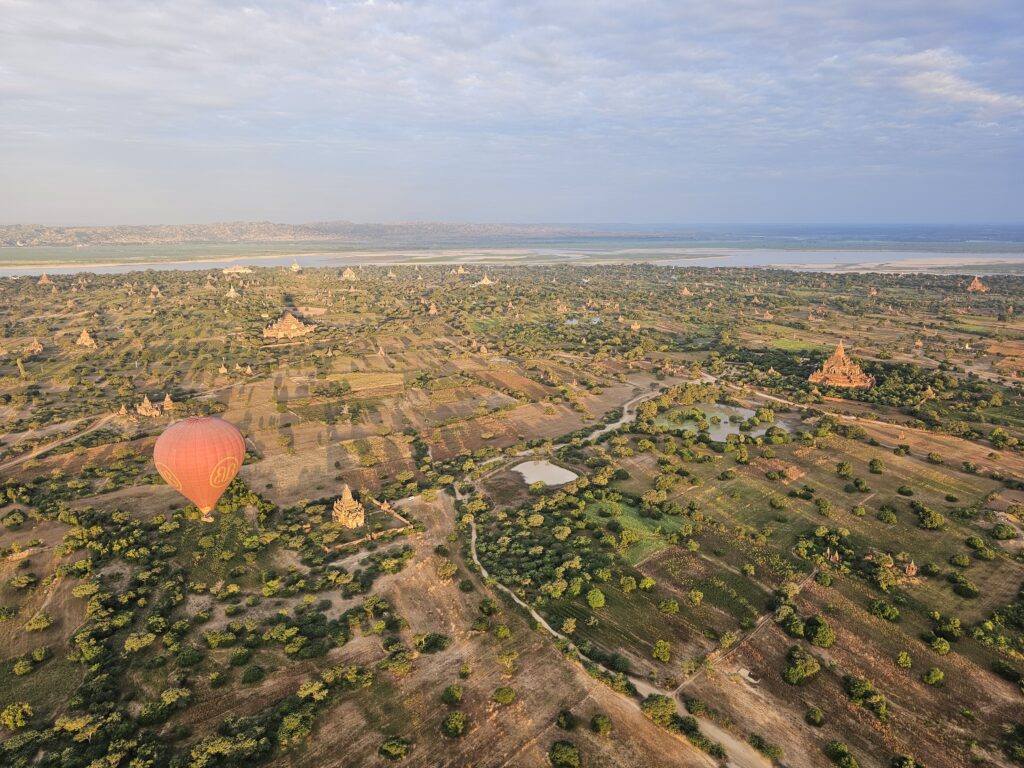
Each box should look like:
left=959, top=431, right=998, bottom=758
left=590, top=713, right=612, bottom=735
left=378, top=737, right=411, bottom=761
left=782, top=646, right=821, bottom=685
left=492, top=686, right=516, bottom=705
left=805, top=706, right=825, bottom=727
left=806, top=615, right=835, bottom=649
left=441, top=684, right=463, bottom=706
left=549, top=740, right=582, bottom=768
left=441, top=711, right=467, bottom=738
left=922, top=667, right=944, bottom=686
left=240, top=665, right=265, bottom=684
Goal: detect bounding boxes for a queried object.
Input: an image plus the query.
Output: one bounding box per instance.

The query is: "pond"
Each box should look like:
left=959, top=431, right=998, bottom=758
left=512, top=460, right=579, bottom=486
left=657, top=403, right=801, bottom=442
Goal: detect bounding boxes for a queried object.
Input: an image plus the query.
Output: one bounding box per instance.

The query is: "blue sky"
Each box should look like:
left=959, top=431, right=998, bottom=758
left=1, top=0, right=1022, bottom=224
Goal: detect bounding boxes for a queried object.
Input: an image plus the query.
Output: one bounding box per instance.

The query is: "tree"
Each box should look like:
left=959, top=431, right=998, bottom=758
left=805, top=706, right=825, bottom=727
left=441, top=711, right=467, bottom=737
left=561, top=617, right=576, bottom=635
left=806, top=616, right=835, bottom=649
left=1, top=701, right=32, bottom=729
left=378, top=737, right=411, bottom=761
left=549, top=740, right=582, bottom=768
left=441, top=684, right=463, bottom=706
left=922, top=667, right=944, bottom=686
left=896, top=651, right=912, bottom=669
left=783, top=646, right=821, bottom=685
left=492, top=686, right=516, bottom=705
left=586, top=588, right=605, bottom=609
left=23, top=612, right=52, bottom=632
left=590, top=713, right=612, bottom=735
left=652, top=640, right=671, bottom=663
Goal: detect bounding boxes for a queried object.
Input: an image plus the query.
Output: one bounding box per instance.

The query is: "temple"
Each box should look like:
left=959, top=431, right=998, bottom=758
left=75, top=329, right=97, bottom=349
left=332, top=484, right=365, bottom=528
left=263, top=311, right=315, bottom=339
left=136, top=395, right=162, bottom=418
left=341, top=267, right=357, bottom=281
left=808, top=341, right=875, bottom=389
left=967, top=276, right=989, bottom=293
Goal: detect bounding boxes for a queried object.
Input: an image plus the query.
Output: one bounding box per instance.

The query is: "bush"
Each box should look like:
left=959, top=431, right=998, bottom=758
left=782, top=645, right=821, bottom=685
left=492, top=686, right=516, bottom=705
left=922, top=667, right=944, bottom=686
left=556, top=709, right=577, bottom=730
left=441, top=711, right=467, bottom=738
left=549, top=740, right=582, bottom=768
left=441, top=684, right=463, bottom=706
left=590, top=713, right=612, bottom=735
left=23, top=612, right=52, bottom=632
left=378, top=737, right=411, bottom=760
left=805, top=706, right=825, bottom=726
left=806, top=615, right=835, bottom=649
left=240, top=665, right=265, bottom=684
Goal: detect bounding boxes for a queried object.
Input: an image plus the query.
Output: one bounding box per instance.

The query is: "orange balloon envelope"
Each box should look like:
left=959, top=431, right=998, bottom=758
left=154, top=416, right=245, bottom=521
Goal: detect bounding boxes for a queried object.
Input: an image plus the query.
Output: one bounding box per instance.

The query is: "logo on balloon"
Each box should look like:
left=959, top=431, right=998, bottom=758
left=209, top=456, right=240, bottom=488
left=155, top=462, right=183, bottom=491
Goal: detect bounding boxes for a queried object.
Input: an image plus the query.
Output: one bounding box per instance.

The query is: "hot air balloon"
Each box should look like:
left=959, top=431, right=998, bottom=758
left=154, top=416, right=245, bottom=522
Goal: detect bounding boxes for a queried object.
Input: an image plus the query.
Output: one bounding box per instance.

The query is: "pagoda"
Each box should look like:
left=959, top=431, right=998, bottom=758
left=26, top=338, right=43, bottom=355
left=225, top=286, right=240, bottom=299
left=263, top=311, right=315, bottom=339
left=75, top=329, right=97, bottom=349
left=341, top=267, right=357, bottom=281
left=290, top=260, right=303, bottom=273
left=37, top=273, right=52, bottom=286
left=162, top=394, right=175, bottom=411
left=136, top=395, right=162, bottom=418
left=808, top=341, right=875, bottom=390
left=477, top=273, right=494, bottom=286
left=332, top=485, right=365, bottom=528
left=967, top=276, right=989, bottom=293
left=428, top=302, right=438, bottom=316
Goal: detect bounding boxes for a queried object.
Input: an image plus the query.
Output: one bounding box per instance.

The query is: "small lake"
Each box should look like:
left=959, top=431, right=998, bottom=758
left=657, top=403, right=801, bottom=441
left=512, top=460, right=579, bottom=486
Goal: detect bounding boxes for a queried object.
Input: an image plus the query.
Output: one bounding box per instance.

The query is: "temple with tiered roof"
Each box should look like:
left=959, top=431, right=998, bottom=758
left=332, top=484, right=365, bottom=528
left=808, top=341, right=875, bottom=389
left=263, top=311, right=315, bottom=339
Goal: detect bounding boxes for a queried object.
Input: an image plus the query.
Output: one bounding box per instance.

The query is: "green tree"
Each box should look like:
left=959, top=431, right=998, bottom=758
left=652, top=640, right=671, bottom=663
left=586, top=588, right=605, bottom=609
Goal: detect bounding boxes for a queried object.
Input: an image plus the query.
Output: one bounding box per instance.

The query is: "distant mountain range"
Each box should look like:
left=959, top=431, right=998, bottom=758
left=0, top=221, right=612, bottom=247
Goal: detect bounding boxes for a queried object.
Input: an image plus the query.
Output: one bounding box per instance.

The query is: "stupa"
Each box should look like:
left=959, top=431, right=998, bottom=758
left=428, top=302, right=438, bottom=316
left=967, top=276, right=989, bottom=293
left=477, top=273, right=494, bottom=286
left=26, top=338, right=43, bottom=355
left=332, top=485, right=365, bottom=528
left=162, top=394, right=175, bottom=411
left=37, top=273, right=52, bottom=286
left=808, top=341, right=875, bottom=389
left=136, top=395, right=162, bottom=418
left=290, top=260, right=303, bottom=273
left=75, top=329, right=97, bottom=349
left=225, top=286, right=240, bottom=299
left=263, top=311, right=315, bottom=339
left=341, top=267, right=357, bottom=281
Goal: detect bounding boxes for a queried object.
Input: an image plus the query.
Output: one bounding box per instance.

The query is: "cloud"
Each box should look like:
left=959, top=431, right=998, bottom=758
left=0, top=0, right=1021, bottom=222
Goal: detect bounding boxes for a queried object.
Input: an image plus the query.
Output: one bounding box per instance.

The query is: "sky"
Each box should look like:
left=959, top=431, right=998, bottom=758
left=1, top=0, right=1022, bottom=225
